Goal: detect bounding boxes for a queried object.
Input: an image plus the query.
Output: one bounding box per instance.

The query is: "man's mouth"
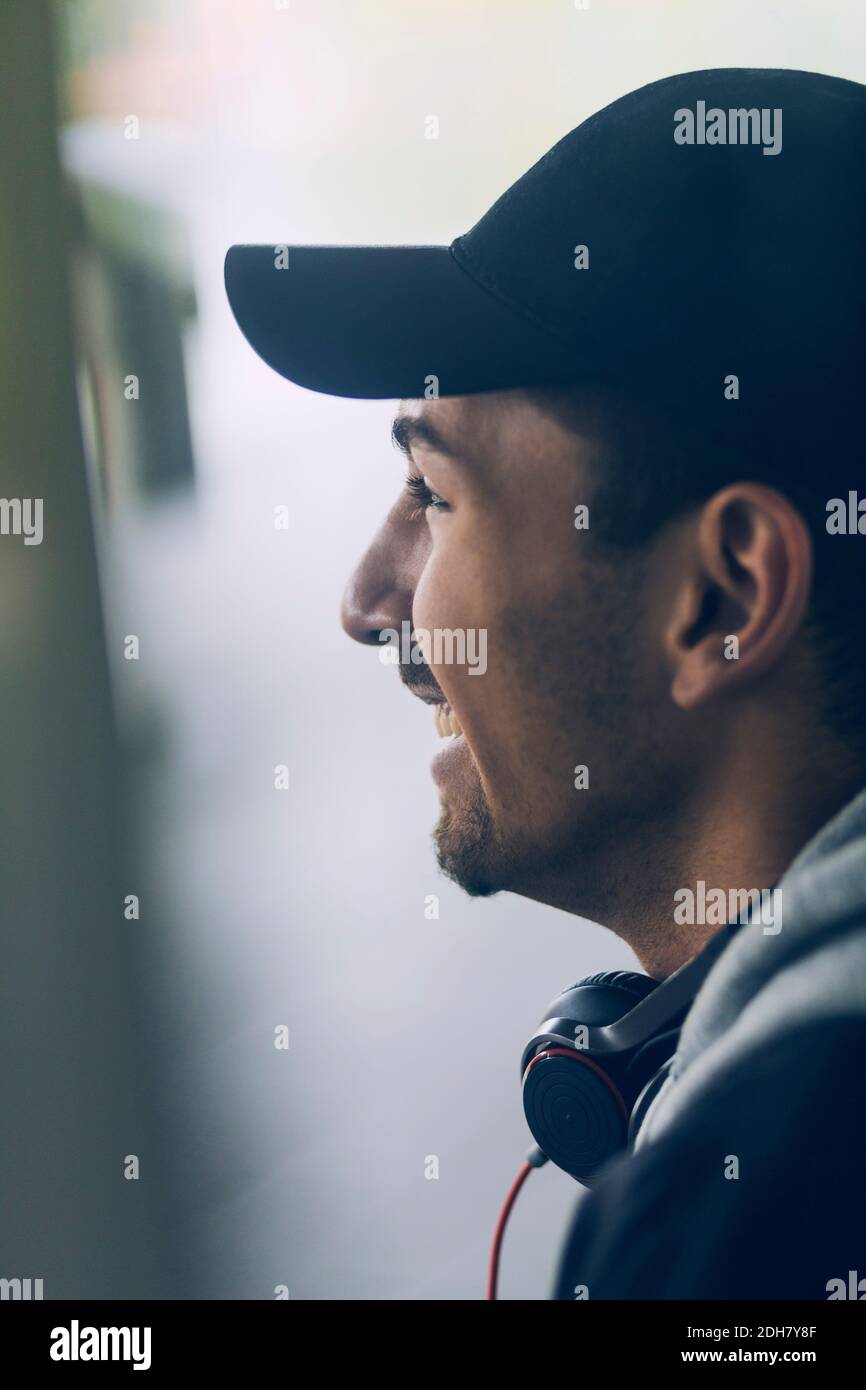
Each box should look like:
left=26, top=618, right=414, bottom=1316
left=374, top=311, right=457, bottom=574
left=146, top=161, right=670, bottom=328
left=400, top=674, right=464, bottom=738
left=433, top=702, right=463, bottom=739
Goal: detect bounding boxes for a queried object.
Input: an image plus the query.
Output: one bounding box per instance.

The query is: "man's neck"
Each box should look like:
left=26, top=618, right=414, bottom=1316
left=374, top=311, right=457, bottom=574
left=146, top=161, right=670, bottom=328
left=525, top=738, right=864, bottom=979
left=616, top=761, right=864, bottom=978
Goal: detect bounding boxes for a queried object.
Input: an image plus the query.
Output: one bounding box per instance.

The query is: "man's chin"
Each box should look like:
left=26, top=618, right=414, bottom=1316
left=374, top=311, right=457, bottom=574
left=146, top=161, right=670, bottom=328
left=432, top=791, right=592, bottom=905
left=432, top=799, right=510, bottom=897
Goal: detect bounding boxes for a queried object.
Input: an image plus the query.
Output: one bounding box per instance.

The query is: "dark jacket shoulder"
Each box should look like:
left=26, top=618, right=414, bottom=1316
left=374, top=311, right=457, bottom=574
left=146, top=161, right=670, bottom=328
left=553, top=1014, right=866, bottom=1299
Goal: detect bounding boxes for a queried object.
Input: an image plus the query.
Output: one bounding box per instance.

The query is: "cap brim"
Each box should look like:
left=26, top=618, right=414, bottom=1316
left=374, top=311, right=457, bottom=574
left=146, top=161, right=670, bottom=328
left=224, top=244, right=577, bottom=399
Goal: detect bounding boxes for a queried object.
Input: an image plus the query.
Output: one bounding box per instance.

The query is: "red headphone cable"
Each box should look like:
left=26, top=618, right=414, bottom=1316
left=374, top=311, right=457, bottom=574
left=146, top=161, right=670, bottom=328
left=486, top=1145, right=549, bottom=1300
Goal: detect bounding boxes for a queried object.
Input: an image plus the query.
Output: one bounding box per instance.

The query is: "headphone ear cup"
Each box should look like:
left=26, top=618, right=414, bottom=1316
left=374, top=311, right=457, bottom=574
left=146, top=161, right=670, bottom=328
left=559, top=970, right=659, bottom=1006
left=520, top=971, right=659, bottom=1183
left=522, top=1046, right=630, bottom=1184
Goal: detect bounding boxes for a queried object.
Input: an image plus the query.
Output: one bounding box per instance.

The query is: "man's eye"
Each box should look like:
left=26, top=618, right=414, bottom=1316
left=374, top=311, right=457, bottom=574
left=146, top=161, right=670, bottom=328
left=405, top=472, right=449, bottom=515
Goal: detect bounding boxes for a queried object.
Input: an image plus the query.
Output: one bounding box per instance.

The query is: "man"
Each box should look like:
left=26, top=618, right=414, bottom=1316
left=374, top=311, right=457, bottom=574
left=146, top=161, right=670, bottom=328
left=226, top=68, right=866, bottom=1298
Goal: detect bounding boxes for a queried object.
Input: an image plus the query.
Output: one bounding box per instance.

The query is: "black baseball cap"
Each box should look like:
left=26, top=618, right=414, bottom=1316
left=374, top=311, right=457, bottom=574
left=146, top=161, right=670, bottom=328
left=224, top=68, right=866, bottom=416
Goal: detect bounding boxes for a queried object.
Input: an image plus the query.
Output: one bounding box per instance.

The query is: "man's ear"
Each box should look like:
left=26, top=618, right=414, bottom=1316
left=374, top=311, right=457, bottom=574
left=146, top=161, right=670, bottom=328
left=666, top=483, right=813, bottom=710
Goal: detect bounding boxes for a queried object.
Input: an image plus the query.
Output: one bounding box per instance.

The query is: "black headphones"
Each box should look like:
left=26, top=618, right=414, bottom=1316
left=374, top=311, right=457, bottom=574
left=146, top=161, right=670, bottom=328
left=520, top=926, right=739, bottom=1185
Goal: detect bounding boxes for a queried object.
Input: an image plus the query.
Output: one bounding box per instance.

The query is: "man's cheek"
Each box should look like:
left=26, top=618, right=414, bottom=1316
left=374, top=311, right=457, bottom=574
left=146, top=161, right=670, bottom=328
left=415, top=536, right=508, bottom=623
left=411, top=562, right=466, bottom=638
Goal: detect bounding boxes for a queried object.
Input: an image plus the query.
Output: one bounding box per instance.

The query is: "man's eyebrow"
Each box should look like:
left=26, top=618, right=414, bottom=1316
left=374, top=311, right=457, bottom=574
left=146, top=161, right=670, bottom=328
left=390, top=414, right=460, bottom=460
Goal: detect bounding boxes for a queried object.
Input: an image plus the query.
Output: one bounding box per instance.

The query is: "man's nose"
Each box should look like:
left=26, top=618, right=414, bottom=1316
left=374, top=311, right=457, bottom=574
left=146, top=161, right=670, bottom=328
left=340, top=533, right=413, bottom=646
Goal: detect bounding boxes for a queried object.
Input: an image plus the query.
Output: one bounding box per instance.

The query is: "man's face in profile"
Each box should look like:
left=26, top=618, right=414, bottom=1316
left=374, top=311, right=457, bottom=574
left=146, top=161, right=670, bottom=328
left=341, top=389, right=691, bottom=917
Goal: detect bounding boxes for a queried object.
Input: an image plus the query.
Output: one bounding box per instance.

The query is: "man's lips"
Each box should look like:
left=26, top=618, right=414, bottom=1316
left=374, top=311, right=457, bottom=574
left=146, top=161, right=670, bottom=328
left=400, top=679, right=464, bottom=740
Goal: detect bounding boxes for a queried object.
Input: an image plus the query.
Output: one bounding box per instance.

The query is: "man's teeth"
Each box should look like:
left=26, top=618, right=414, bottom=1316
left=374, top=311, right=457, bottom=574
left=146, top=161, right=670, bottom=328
left=434, top=704, right=463, bottom=738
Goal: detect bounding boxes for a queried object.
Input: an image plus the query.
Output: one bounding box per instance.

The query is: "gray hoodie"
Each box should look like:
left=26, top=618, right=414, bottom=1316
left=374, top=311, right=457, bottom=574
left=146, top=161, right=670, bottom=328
left=635, top=784, right=866, bottom=1151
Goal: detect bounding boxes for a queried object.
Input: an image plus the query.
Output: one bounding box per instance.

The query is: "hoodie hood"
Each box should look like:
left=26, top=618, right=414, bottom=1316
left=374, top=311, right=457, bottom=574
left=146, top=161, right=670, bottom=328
left=635, top=783, right=866, bottom=1149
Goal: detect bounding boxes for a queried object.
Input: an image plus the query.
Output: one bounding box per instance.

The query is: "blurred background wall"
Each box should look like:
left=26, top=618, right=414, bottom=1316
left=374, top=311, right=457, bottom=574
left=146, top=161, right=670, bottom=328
left=0, top=0, right=173, bottom=1300
left=3, top=0, right=866, bottom=1299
